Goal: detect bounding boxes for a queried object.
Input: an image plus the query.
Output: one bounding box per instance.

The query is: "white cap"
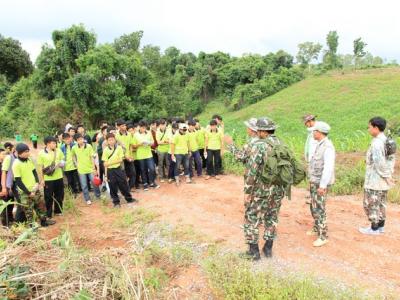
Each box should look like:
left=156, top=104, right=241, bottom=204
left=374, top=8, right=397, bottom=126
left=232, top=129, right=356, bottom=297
left=179, top=123, right=188, bottom=130
left=312, top=121, right=331, bottom=133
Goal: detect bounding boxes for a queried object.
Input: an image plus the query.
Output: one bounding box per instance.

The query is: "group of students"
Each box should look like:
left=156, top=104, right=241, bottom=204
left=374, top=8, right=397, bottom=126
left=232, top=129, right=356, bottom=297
left=0, top=115, right=225, bottom=227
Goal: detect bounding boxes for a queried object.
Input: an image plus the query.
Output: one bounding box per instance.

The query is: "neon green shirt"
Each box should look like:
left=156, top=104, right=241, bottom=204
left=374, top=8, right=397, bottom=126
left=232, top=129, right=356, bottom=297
left=116, top=131, right=131, bottom=158
left=102, top=145, right=124, bottom=169
left=37, top=148, right=64, bottom=181
left=134, top=132, right=153, bottom=160
left=197, top=128, right=205, bottom=149
left=206, top=129, right=223, bottom=150
left=30, top=134, right=38, bottom=142
left=188, top=130, right=199, bottom=152
left=71, top=144, right=96, bottom=175
left=63, top=144, right=77, bottom=171
left=129, top=134, right=137, bottom=160
left=12, top=158, right=37, bottom=192
left=15, top=135, right=22, bottom=142
left=172, top=133, right=189, bottom=155
left=156, top=129, right=170, bottom=153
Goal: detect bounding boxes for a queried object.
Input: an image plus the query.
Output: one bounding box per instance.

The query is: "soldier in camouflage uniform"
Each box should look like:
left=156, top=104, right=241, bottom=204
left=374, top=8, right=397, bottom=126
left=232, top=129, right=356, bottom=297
left=359, top=117, right=395, bottom=235
left=243, top=117, right=285, bottom=260
left=307, top=122, right=335, bottom=247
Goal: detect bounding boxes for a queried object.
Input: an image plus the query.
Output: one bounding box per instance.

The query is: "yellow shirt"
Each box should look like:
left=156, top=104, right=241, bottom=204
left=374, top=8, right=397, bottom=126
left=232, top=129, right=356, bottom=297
left=37, top=148, right=64, bottom=181
left=12, top=158, right=37, bottom=193
left=206, top=129, right=223, bottom=150
left=71, top=144, right=96, bottom=174
left=188, top=130, right=199, bottom=152
left=102, top=145, right=124, bottom=169
left=172, top=133, right=189, bottom=155
left=156, top=129, right=170, bottom=153
left=134, top=131, right=153, bottom=160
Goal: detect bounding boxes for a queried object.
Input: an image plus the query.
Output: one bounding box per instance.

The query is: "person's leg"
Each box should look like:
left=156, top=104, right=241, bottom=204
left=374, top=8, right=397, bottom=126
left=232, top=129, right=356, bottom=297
left=174, top=155, right=183, bottom=181
left=189, top=153, right=194, bottom=178
left=157, top=152, right=165, bottom=180
left=124, top=160, right=134, bottom=189
left=33, top=141, right=37, bottom=149
left=183, top=155, right=190, bottom=176
left=310, top=183, right=328, bottom=241
left=108, top=169, right=120, bottom=205
left=214, top=150, right=221, bottom=176
left=53, top=178, right=64, bottom=214
left=44, top=180, right=55, bottom=218
left=199, top=148, right=206, bottom=168
left=115, top=168, right=134, bottom=202
left=134, top=160, right=141, bottom=188
left=78, top=173, right=90, bottom=202
left=88, top=173, right=101, bottom=198
left=168, top=154, right=175, bottom=180
left=378, top=190, right=388, bottom=230
left=193, top=151, right=202, bottom=176
left=138, top=159, right=149, bottom=188
left=308, top=183, right=319, bottom=233
left=243, top=195, right=262, bottom=260
left=206, top=150, right=214, bottom=176
left=146, top=158, right=157, bottom=186
left=65, top=170, right=74, bottom=193
left=72, top=170, right=81, bottom=194
left=363, top=189, right=381, bottom=230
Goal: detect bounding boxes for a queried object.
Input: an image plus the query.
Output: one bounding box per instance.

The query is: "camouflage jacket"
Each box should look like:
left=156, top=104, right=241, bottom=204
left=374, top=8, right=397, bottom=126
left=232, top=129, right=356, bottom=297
left=244, top=136, right=277, bottom=197
left=227, top=137, right=258, bottom=166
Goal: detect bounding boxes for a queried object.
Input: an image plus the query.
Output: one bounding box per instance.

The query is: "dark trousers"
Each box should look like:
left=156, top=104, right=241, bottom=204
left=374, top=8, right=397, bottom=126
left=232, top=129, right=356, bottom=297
left=189, top=151, right=202, bottom=177
left=32, top=141, right=38, bottom=149
left=168, top=154, right=176, bottom=179
left=134, top=160, right=141, bottom=188
left=44, top=178, right=64, bottom=217
left=65, top=169, right=81, bottom=194
left=99, top=160, right=105, bottom=182
left=199, top=148, right=207, bottom=169
left=175, top=154, right=189, bottom=177
left=108, top=168, right=133, bottom=204
left=123, top=160, right=136, bottom=189
left=138, top=158, right=156, bottom=187
left=1, top=188, right=15, bottom=226
left=207, top=149, right=221, bottom=176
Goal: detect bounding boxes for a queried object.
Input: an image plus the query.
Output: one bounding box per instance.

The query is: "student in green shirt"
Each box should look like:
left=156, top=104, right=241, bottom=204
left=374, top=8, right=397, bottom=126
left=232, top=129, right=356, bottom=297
left=188, top=120, right=202, bottom=178
left=171, top=123, right=191, bottom=185
left=195, top=119, right=206, bottom=168
left=134, top=120, right=159, bottom=191
left=12, top=143, right=55, bottom=227
left=156, top=119, right=170, bottom=183
left=30, top=134, right=39, bottom=149
left=102, top=133, right=137, bottom=208
left=15, top=131, right=22, bottom=143
left=167, top=122, right=179, bottom=183
left=71, top=133, right=101, bottom=205
left=128, top=123, right=141, bottom=189
left=38, top=136, right=65, bottom=218
left=205, top=119, right=224, bottom=180
left=115, top=119, right=136, bottom=190
left=0, top=143, right=16, bottom=225
left=61, top=133, right=81, bottom=195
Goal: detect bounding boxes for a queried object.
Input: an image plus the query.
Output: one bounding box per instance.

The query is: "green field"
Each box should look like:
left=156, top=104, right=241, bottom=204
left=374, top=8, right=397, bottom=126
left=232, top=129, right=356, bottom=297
left=199, top=67, right=400, bottom=154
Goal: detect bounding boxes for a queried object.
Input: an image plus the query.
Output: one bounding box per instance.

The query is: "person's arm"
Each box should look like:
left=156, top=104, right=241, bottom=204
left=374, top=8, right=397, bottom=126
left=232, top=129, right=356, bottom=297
left=371, top=141, right=391, bottom=179
left=0, top=170, right=7, bottom=197
left=37, top=154, right=45, bottom=186
left=244, top=144, right=263, bottom=195
left=319, top=147, right=335, bottom=191
left=14, top=177, right=31, bottom=195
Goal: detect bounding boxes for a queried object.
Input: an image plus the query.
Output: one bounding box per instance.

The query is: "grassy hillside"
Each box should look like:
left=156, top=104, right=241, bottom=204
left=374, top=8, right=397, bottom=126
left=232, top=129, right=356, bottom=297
left=199, top=67, right=400, bottom=154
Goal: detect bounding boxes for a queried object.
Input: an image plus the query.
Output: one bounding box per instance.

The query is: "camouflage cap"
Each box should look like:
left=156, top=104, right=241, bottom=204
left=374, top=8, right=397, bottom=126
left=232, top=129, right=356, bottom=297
left=256, top=117, right=277, bottom=131
left=243, top=118, right=258, bottom=131
left=303, top=114, right=317, bottom=124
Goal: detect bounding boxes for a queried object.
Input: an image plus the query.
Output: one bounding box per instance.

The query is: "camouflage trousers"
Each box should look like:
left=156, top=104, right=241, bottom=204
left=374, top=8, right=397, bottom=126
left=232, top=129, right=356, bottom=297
left=363, top=189, right=387, bottom=225
left=19, top=192, right=46, bottom=225
left=309, top=183, right=328, bottom=240
left=243, top=187, right=285, bottom=244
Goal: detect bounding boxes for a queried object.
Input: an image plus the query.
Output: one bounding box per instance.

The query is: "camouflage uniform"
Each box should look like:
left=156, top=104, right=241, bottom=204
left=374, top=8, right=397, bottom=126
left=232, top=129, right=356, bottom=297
left=363, top=132, right=395, bottom=226
left=19, top=191, right=46, bottom=225
left=244, top=136, right=285, bottom=244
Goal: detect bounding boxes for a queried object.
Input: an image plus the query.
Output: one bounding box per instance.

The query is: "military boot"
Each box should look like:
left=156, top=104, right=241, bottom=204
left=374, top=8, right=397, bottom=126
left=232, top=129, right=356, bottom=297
left=248, top=243, right=261, bottom=261
left=262, top=240, right=273, bottom=258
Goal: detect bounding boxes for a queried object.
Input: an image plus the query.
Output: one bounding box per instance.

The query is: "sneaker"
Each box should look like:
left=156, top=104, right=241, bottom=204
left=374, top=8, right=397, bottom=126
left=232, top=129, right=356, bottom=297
left=306, top=229, right=317, bottom=236
left=359, top=227, right=381, bottom=235
left=215, top=175, right=221, bottom=180
left=379, top=227, right=385, bottom=233
left=87, top=200, right=92, bottom=205
left=113, top=203, right=121, bottom=209
left=54, top=213, right=63, bottom=217
left=180, top=171, right=184, bottom=176
left=160, top=179, right=165, bottom=183
left=205, top=176, right=211, bottom=180
left=168, top=179, right=174, bottom=184
left=144, top=185, right=149, bottom=191
left=150, top=183, right=160, bottom=189
left=45, top=219, right=56, bottom=226
left=101, top=186, right=107, bottom=193
left=186, top=177, right=192, bottom=184
left=313, top=238, right=328, bottom=247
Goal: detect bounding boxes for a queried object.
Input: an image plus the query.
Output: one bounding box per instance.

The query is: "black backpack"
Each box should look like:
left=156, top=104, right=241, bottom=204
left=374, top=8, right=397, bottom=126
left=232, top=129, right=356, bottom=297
left=385, top=131, right=397, bottom=158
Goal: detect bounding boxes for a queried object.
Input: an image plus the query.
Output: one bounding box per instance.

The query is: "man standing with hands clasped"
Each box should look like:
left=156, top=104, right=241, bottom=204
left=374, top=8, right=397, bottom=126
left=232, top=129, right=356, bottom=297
left=307, top=121, right=335, bottom=247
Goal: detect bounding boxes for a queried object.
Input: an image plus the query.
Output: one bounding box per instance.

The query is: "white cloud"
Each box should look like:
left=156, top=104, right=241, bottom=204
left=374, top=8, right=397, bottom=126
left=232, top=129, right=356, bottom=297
left=1, top=0, right=400, bottom=62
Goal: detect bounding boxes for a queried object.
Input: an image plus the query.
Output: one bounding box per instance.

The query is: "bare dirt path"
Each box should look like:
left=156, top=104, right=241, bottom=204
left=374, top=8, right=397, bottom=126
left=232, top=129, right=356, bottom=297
left=135, top=175, right=400, bottom=295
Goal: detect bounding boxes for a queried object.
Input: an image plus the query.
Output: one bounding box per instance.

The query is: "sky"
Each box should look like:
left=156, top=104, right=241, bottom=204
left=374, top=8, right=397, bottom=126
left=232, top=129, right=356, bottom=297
left=1, top=0, right=400, bottom=63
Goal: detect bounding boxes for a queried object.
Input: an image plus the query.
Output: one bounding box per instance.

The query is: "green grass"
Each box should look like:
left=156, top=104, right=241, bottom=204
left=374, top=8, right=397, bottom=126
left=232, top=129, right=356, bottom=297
left=198, top=67, right=400, bottom=154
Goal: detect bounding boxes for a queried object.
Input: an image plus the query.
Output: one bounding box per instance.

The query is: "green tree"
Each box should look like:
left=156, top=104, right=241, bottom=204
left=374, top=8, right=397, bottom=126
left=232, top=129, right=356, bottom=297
left=113, top=31, right=143, bottom=55
left=323, top=31, right=340, bottom=69
left=296, top=42, right=322, bottom=70
left=353, top=37, right=367, bottom=68
left=0, top=35, right=33, bottom=83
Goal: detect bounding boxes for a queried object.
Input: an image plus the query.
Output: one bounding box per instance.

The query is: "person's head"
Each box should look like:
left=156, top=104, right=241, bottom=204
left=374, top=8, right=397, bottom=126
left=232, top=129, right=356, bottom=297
left=159, top=119, right=167, bottom=131
left=150, top=120, right=157, bottom=131
left=101, top=125, right=108, bottom=136
left=107, top=126, right=117, bottom=134
left=106, top=133, right=117, bottom=147
left=179, top=123, right=188, bottom=134
left=56, top=130, right=64, bottom=140
left=116, top=119, right=127, bottom=132
left=368, top=116, right=386, bottom=137
left=312, top=121, right=330, bottom=141
left=188, top=120, right=196, bottom=130
left=77, top=125, right=85, bottom=135
left=194, top=119, right=200, bottom=129
left=0, top=148, right=5, bottom=162
left=74, top=133, right=85, bottom=146
left=139, top=120, right=148, bottom=133
left=44, top=136, right=58, bottom=150
left=4, top=142, right=14, bottom=153
left=172, top=122, right=179, bottom=133
left=100, top=121, right=108, bottom=129
left=244, top=118, right=258, bottom=137
left=16, top=143, right=30, bottom=159
left=62, top=133, right=72, bottom=145
left=127, top=124, right=136, bottom=134
left=209, top=119, right=218, bottom=131
left=303, top=114, right=317, bottom=128
left=68, top=127, right=76, bottom=137
left=212, top=114, right=223, bottom=124
left=256, top=117, right=277, bottom=139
